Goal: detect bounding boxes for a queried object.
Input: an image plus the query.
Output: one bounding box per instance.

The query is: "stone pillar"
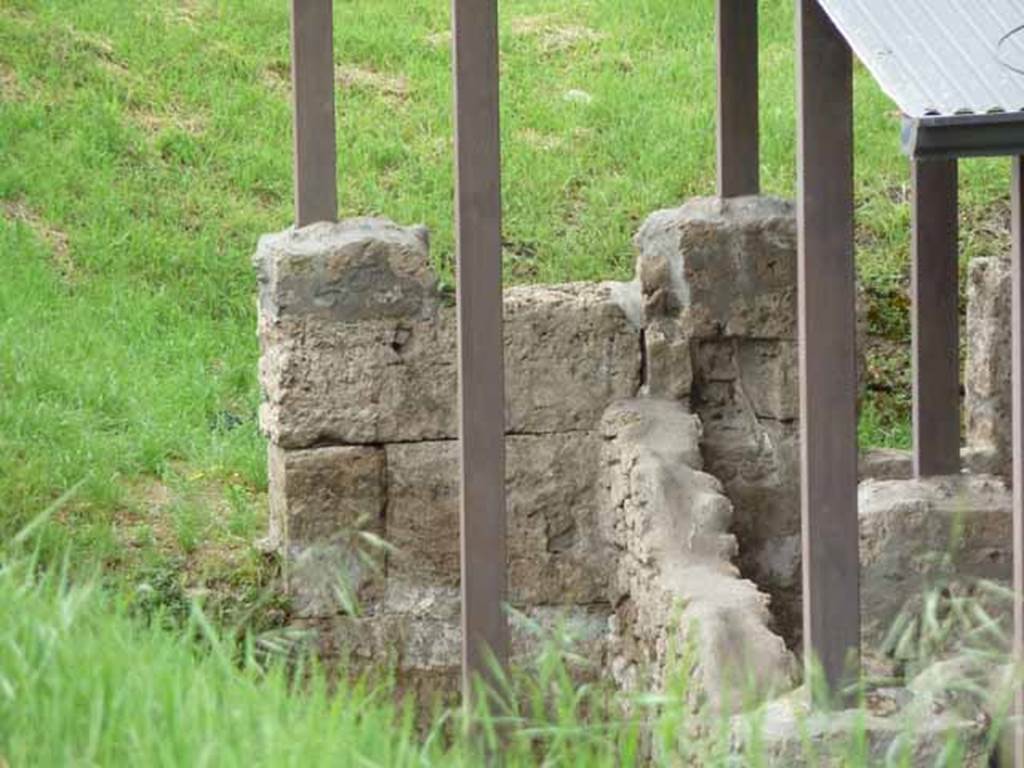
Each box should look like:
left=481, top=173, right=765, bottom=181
left=965, top=255, right=1012, bottom=478
left=634, top=196, right=804, bottom=645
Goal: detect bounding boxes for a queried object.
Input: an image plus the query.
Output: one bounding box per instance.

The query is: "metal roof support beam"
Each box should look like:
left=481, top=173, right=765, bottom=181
left=904, top=115, right=1024, bottom=160
left=452, top=0, right=510, bottom=707
left=716, top=0, right=759, bottom=198
left=911, top=159, right=960, bottom=477
left=797, top=0, right=860, bottom=706
left=1011, top=155, right=1024, bottom=767
left=290, top=0, right=338, bottom=227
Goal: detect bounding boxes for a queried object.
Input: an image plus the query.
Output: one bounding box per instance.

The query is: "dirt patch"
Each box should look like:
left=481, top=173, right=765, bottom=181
left=129, top=106, right=205, bottom=136
left=165, top=0, right=203, bottom=26
left=261, top=61, right=410, bottom=102
left=335, top=64, right=410, bottom=100
left=518, top=128, right=564, bottom=152
left=261, top=61, right=290, bottom=95
left=70, top=30, right=134, bottom=81
left=425, top=30, right=451, bottom=48
left=426, top=16, right=604, bottom=53
left=0, top=63, right=20, bottom=101
left=1, top=200, right=74, bottom=280
left=509, top=15, right=606, bottom=52
left=120, top=471, right=268, bottom=577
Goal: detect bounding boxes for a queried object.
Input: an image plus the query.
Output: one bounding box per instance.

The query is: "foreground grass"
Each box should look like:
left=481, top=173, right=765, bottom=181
left=0, top=540, right=702, bottom=766
left=3, top=532, right=1005, bottom=766
left=0, top=557, right=426, bottom=766
left=0, top=0, right=1015, bottom=579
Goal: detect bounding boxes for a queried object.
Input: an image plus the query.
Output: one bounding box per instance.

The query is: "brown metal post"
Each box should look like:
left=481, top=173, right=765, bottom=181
left=716, top=0, right=759, bottom=198
left=796, top=0, right=859, bottom=704
left=452, top=0, right=509, bottom=703
left=911, top=159, right=960, bottom=477
left=290, top=0, right=338, bottom=227
left=1011, top=156, right=1024, bottom=766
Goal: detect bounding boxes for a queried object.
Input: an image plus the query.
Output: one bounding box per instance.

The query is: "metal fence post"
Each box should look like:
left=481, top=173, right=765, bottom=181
left=716, top=0, right=759, bottom=198
left=911, top=158, right=960, bottom=477
left=1011, top=155, right=1024, bottom=766
left=796, top=0, right=860, bottom=705
left=290, top=0, right=338, bottom=227
left=451, top=0, right=509, bottom=705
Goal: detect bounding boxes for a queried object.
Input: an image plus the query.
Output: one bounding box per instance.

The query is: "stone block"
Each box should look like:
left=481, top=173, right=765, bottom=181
left=259, top=314, right=459, bottom=448
left=257, top=227, right=642, bottom=447
left=735, top=341, right=798, bottom=421
left=313, top=589, right=609, bottom=705
left=503, top=282, right=642, bottom=433
left=965, top=256, right=1011, bottom=476
left=269, top=444, right=387, bottom=618
left=859, top=475, right=1012, bottom=648
left=385, top=433, right=608, bottom=606
left=642, top=318, right=693, bottom=400
left=634, top=196, right=797, bottom=339
left=737, top=678, right=992, bottom=767
left=697, top=407, right=802, bottom=644
left=254, top=218, right=437, bottom=324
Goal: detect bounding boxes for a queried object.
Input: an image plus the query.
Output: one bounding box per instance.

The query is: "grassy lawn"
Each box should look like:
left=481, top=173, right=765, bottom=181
left=0, top=0, right=1015, bottom=585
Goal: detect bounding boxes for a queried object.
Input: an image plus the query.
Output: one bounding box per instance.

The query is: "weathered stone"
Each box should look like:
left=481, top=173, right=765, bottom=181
left=599, top=399, right=795, bottom=712
left=269, top=444, right=386, bottom=617
left=385, top=434, right=608, bottom=606
left=859, top=447, right=912, bottom=481
left=502, top=282, right=641, bottom=433
left=693, top=340, right=798, bottom=421
left=628, top=195, right=804, bottom=647
left=965, top=255, right=1011, bottom=477
left=313, top=588, right=610, bottom=703
left=641, top=318, right=693, bottom=400
left=858, top=447, right=1006, bottom=482
left=258, top=245, right=641, bottom=446
left=696, top=393, right=802, bottom=645
left=735, top=679, right=992, bottom=767
left=254, top=218, right=437, bottom=324
left=634, top=196, right=797, bottom=338
left=859, top=475, right=1012, bottom=648
left=259, top=315, right=458, bottom=448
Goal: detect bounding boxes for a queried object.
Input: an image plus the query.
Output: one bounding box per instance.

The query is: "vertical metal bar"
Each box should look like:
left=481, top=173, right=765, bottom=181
left=796, top=0, right=859, bottom=704
left=291, top=0, right=338, bottom=227
left=1011, top=156, right=1024, bottom=767
left=912, top=159, right=960, bottom=477
left=716, top=0, right=759, bottom=198
left=452, top=0, right=509, bottom=702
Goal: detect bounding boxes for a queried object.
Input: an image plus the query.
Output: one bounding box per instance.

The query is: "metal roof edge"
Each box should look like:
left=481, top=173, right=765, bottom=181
left=902, top=113, right=1024, bottom=158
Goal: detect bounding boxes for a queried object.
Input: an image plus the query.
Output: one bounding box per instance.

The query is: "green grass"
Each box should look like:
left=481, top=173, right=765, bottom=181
left=1, top=532, right=1002, bottom=767
left=0, top=0, right=1014, bottom=571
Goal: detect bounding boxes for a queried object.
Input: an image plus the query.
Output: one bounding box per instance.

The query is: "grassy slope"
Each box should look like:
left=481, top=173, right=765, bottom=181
left=0, top=0, right=1014, bottom=573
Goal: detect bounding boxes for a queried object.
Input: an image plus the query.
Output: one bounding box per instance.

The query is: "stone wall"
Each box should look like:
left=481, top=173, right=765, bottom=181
left=254, top=199, right=1015, bottom=716
left=255, top=213, right=794, bottom=707
left=633, top=197, right=804, bottom=645
left=256, top=218, right=640, bottom=689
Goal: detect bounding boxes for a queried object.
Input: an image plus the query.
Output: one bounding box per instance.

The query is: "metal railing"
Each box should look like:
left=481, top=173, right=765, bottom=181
left=288, top=0, right=1024, bottom=727
left=288, top=0, right=508, bottom=701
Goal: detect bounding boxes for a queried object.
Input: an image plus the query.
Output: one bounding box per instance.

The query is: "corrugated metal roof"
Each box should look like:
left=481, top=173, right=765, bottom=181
left=816, top=0, right=1024, bottom=119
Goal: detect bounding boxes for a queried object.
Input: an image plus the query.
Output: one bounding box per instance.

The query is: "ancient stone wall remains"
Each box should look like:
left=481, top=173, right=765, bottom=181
left=255, top=212, right=795, bottom=705
left=255, top=199, right=1016, bottom=724
left=633, top=197, right=804, bottom=644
